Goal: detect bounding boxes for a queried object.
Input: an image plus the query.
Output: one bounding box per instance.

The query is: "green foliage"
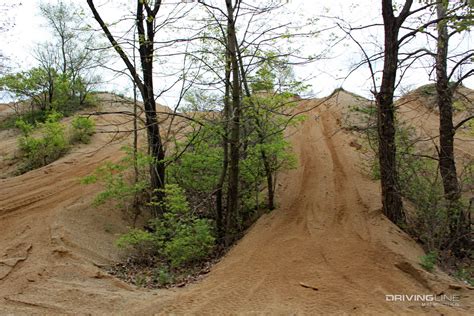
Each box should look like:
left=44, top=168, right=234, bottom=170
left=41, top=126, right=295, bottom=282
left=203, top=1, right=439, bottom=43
left=117, top=184, right=215, bottom=268
left=349, top=104, right=377, bottom=117
left=153, top=267, right=174, bottom=286
left=250, top=53, right=310, bottom=95
left=84, top=147, right=216, bottom=268
left=239, top=92, right=300, bottom=210
left=170, top=89, right=300, bottom=223
left=420, top=251, right=438, bottom=272
left=16, top=112, right=69, bottom=172
left=163, top=218, right=215, bottom=268
left=0, top=68, right=93, bottom=118
left=116, top=228, right=156, bottom=257
left=452, top=100, right=466, bottom=112
left=81, top=147, right=151, bottom=210
left=71, top=116, right=95, bottom=144
left=461, top=160, right=474, bottom=187
left=419, top=83, right=436, bottom=96
left=167, top=124, right=223, bottom=195
left=455, top=267, right=474, bottom=286
left=251, top=61, right=276, bottom=92
left=0, top=110, right=48, bottom=131
left=464, top=118, right=474, bottom=136
left=0, top=68, right=54, bottom=111
left=15, top=119, right=34, bottom=136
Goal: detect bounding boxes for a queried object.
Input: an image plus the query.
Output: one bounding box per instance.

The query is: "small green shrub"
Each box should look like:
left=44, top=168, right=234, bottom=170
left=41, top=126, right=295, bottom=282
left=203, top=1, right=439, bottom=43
left=419, top=84, right=436, bottom=96
left=420, top=251, right=437, bottom=272
left=455, top=268, right=474, bottom=286
left=452, top=100, right=466, bottom=112
left=134, top=274, right=147, bottom=288
left=153, top=267, right=174, bottom=286
left=0, top=110, right=47, bottom=130
left=116, top=228, right=158, bottom=257
left=164, top=218, right=215, bottom=268
left=16, top=112, right=68, bottom=171
left=117, top=184, right=215, bottom=268
left=81, top=147, right=152, bottom=211
left=465, top=119, right=474, bottom=136
left=71, top=116, right=95, bottom=143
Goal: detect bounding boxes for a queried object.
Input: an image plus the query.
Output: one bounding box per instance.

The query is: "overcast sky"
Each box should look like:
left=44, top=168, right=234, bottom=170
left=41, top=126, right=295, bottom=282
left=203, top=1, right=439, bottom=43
left=1, top=0, right=473, bottom=105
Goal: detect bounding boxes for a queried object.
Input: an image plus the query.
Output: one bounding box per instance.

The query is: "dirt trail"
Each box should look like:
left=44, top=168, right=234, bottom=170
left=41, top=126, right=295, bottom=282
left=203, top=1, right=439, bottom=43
left=0, top=92, right=472, bottom=315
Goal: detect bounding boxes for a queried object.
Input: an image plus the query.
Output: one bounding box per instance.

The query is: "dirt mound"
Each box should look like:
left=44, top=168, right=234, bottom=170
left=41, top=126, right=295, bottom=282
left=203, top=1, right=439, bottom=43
left=401, top=84, right=474, bottom=112
left=0, top=92, right=472, bottom=314
left=396, top=89, right=474, bottom=178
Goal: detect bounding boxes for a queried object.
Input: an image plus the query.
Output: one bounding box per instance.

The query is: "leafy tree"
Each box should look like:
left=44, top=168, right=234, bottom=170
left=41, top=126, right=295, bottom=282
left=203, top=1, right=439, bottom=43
left=0, top=67, right=57, bottom=112
left=0, top=67, right=91, bottom=116
left=38, top=0, right=102, bottom=107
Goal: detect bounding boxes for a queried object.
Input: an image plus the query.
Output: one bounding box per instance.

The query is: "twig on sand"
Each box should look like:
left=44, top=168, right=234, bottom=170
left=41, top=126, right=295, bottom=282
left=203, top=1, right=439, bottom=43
left=299, top=282, right=319, bottom=291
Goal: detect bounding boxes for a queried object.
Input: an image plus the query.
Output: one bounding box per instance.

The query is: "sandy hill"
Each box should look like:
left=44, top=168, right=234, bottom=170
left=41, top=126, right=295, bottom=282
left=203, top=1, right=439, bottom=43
left=0, top=90, right=472, bottom=315
left=396, top=87, right=474, bottom=198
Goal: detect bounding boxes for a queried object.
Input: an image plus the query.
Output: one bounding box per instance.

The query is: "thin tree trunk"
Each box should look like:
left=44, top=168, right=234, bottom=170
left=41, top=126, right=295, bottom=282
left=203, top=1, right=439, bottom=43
left=48, top=74, right=54, bottom=111
left=225, top=0, right=241, bottom=244
left=262, top=150, right=275, bottom=210
left=132, top=31, right=140, bottom=212
left=234, top=33, right=275, bottom=211
left=215, top=46, right=231, bottom=241
left=60, top=33, right=67, bottom=75
left=436, top=2, right=460, bottom=202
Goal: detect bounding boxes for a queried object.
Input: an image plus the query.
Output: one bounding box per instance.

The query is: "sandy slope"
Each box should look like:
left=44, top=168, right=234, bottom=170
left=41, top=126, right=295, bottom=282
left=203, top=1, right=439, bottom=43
left=0, top=92, right=472, bottom=315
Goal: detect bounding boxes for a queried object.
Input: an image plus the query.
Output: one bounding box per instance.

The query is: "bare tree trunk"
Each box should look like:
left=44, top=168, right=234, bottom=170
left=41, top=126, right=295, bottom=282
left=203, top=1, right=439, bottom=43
left=215, top=46, right=231, bottom=240
left=435, top=2, right=470, bottom=254
left=262, top=150, right=275, bottom=210
left=225, top=0, right=242, bottom=244
left=48, top=74, right=54, bottom=111
left=436, top=2, right=460, bottom=202
left=376, top=0, right=413, bottom=224
left=137, top=3, right=166, bottom=212
left=132, top=32, right=140, bottom=212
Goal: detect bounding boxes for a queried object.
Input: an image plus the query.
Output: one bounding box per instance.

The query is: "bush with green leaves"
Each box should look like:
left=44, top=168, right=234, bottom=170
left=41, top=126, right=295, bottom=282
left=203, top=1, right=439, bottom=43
left=81, top=147, right=152, bottom=212
left=71, top=116, right=95, bottom=144
left=167, top=124, right=223, bottom=194
left=117, top=184, right=215, bottom=268
left=16, top=112, right=69, bottom=172
left=0, top=110, right=47, bottom=131
left=162, top=217, right=215, bottom=268
left=455, top=267, right=474, bottom=286
left=420, top=251, right=438, bottom=272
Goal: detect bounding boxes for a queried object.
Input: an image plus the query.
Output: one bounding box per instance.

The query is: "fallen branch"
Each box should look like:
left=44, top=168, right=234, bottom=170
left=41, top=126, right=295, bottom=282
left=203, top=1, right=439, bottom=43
left=299, top=282, right=319, bottom=291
